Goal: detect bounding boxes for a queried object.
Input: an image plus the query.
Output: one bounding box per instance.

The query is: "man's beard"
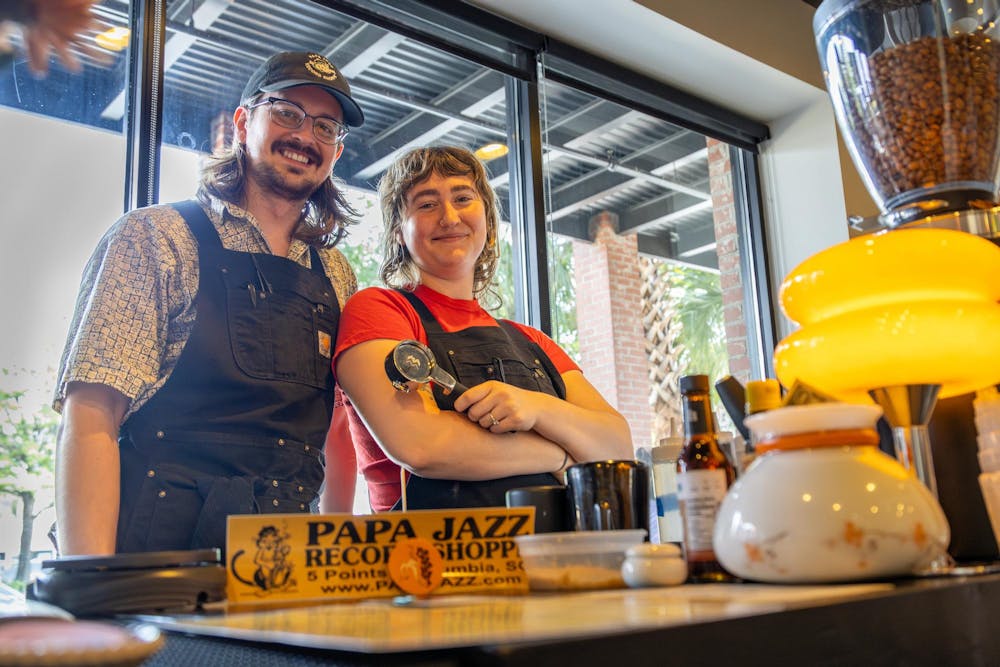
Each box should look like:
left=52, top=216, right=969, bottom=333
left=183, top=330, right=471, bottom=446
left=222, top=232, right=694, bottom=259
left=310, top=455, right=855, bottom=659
left=250, top=141, right=326, bottom=202
left=253, top=162, right=321, bottom=202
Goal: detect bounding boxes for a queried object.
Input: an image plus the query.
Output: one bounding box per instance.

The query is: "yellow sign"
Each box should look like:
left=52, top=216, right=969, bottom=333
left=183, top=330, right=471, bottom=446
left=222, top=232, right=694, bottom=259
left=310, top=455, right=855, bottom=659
left=226, top=508, right=535, bottom=605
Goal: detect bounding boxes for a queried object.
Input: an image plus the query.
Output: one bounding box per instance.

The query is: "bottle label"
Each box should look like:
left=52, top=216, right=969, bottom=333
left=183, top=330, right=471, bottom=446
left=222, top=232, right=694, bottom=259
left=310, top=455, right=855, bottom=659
left=682, top=395, right=715, bottom=436
left=676, top=468, right=728, bottom=553
left=652, top=462, right=683, bottom=543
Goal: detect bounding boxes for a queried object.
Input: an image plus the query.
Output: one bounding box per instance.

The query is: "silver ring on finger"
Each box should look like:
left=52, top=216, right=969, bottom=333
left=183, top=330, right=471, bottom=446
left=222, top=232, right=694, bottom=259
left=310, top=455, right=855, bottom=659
left=488, top=412, right=499, bottom=427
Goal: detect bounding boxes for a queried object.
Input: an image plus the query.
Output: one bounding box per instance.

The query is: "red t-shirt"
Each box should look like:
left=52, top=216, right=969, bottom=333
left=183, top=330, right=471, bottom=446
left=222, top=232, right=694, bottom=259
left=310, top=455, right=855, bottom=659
left=333, top=284, right=579, bottom=511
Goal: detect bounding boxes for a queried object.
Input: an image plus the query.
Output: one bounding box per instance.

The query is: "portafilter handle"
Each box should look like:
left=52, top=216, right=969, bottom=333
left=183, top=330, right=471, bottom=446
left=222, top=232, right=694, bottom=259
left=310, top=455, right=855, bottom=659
left=384, top=339, right=469, bottom=396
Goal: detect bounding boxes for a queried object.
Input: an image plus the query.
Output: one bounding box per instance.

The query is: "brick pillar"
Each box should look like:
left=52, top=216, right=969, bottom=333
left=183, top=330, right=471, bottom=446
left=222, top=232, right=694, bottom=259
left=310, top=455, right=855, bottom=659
left=707, top=138, right=751, bottom=383
left=573, top=211, right=654, bottom=451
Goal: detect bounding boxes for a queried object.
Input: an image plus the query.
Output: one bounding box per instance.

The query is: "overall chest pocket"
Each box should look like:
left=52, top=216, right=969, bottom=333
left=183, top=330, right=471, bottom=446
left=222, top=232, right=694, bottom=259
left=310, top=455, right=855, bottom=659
left=450, top=351, right=555, bottom=395
left=224, top=272, right=337, bottom=390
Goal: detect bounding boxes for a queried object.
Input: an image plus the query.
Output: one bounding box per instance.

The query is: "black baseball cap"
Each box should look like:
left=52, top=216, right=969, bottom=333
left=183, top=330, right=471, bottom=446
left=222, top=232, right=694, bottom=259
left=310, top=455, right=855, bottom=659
left=241, top=51, right=365, bottom=127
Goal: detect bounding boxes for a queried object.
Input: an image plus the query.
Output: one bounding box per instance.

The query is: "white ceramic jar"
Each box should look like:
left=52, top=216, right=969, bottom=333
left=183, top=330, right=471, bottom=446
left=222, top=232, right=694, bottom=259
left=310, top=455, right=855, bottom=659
left=621, top=543, right=687, bottom=588
left=713, top=403, right=949, bottom=583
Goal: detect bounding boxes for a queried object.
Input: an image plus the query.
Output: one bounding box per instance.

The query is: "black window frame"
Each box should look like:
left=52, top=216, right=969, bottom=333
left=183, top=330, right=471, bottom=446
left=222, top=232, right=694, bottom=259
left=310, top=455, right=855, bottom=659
left=123, top=0, right=776, bottom=371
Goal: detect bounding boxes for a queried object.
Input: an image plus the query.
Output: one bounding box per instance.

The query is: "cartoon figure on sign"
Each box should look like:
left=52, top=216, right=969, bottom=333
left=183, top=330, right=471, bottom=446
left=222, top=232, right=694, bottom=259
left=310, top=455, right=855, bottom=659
left=253, top=525, right=294, bottom=590
left=231, top=524, right=296, bottom=593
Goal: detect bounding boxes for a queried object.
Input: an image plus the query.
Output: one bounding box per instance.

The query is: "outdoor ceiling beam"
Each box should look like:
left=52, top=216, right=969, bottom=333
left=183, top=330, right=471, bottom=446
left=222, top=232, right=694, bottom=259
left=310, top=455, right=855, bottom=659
left=546, top=145, right=710, bottom=223
left=619, top=189, right=708, bottom=234
left=327, top=26, right=403, bottom=78
left=630, top=200, right=714, bottom=233
left=562, top=109, right=646, bottom=148
left=548, top=145, right=710, bottom=199
left=353, top=68, right=508, bottom=179
left=101, top=4, right=388, bottom=121
left=547, top=173, right=639, bottom=221
left=101, top=0, right=231, bottom=120
left=637, top=233, right=718, bottom=272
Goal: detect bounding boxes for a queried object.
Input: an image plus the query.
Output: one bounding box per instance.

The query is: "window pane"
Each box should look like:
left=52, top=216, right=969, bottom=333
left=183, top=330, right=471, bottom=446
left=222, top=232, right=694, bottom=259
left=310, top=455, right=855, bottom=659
left=156, top=0, right=519, bottom=514
left=157, top=0, right=518, bottom=295
left=538, top=73, right=763, bottom=449
left=0, top=0, right=129, bottom=574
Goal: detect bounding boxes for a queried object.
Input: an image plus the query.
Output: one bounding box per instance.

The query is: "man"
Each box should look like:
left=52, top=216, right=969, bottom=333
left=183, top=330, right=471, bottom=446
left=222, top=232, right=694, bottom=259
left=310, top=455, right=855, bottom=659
left=53, top=51, right=364, bottom=555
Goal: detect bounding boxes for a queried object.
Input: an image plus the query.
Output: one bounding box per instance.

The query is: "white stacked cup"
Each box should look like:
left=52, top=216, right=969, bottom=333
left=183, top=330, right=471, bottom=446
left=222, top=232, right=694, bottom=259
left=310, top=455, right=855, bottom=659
left=975, top=386, right=1000, bottom=551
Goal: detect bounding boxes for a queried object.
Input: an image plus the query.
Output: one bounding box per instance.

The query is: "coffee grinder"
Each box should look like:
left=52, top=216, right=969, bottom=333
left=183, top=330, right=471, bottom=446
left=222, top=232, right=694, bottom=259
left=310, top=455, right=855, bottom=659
left=774, top=0, right=1000, bottom=569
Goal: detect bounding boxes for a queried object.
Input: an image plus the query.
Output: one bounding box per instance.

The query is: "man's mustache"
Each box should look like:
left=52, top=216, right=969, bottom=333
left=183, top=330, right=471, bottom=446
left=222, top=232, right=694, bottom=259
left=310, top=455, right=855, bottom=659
left=272, top=140, right=322, bottom=165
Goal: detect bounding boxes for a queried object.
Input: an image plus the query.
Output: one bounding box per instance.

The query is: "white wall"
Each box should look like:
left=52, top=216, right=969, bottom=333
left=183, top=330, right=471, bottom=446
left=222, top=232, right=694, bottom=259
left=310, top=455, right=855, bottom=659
left=758, top=98, right=850, bottom=338
left=0, top=108, right=202, bottom=559
left=0, top=111, right=126, bottom=397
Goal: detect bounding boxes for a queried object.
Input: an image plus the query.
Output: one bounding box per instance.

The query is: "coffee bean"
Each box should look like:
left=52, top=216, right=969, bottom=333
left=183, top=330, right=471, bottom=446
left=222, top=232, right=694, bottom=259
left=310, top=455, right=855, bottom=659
left=839, top=33, right=1000, bottom=206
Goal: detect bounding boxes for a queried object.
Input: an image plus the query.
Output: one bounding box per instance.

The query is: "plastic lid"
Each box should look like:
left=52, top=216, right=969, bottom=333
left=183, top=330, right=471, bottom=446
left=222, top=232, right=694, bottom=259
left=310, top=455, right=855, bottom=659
left=746, top=379, right=782, bottom=415
left=744, top=403, right=883, bottom=440
left=652, top=436, right=683, bottom=462
left=513, top=530, right=646, bottom=556
left=679, top=374, right=709, bottom=394
left=625, top=543, right=682, bottom=559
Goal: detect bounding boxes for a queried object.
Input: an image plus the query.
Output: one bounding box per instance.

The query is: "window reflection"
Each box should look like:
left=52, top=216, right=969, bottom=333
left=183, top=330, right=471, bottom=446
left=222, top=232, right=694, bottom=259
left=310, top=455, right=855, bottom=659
left=0, top=0, right=768, bottom=546
left=538, top=74, right=753, bottom=448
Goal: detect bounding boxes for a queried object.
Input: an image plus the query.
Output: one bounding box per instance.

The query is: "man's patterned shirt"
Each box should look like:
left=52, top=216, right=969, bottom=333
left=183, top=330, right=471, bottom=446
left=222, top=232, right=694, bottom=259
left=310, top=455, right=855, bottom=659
left=53, top=193, right=357, bottom=421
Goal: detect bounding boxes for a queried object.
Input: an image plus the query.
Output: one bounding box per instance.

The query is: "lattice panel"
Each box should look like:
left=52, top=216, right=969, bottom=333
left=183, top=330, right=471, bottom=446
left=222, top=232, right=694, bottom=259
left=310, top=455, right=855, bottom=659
left=640, top=257, right=684, bottom=443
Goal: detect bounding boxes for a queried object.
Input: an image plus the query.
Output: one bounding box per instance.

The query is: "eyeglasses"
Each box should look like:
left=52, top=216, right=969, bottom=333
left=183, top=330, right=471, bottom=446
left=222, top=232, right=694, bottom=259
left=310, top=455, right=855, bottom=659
left=247, top=97, right=349, bottom=145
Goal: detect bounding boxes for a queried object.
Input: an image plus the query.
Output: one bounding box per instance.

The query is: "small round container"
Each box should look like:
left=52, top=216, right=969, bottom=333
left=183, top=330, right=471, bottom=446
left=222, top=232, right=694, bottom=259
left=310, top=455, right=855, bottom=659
left=621, top=543, right=687, bottom=588
left=513, top=529, right=646, bottom=591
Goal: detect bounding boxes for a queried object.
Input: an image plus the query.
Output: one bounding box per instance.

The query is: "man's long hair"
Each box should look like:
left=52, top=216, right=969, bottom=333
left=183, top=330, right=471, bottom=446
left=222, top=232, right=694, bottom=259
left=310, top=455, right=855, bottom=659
left=377, top=146, right=501, bottom=303
left=198, top=102, right=358, bottom=247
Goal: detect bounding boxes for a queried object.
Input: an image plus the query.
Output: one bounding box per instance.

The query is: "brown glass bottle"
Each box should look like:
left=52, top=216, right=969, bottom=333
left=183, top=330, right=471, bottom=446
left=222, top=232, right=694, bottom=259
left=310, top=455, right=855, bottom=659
left=676, top=374, right=736, bottom=582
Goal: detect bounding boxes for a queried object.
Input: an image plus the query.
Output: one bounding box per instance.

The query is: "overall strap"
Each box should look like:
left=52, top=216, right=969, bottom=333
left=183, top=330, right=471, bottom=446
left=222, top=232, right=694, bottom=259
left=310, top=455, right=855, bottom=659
left=173, top=200, right=329, bottom=279
left=171, top=200, right=223, bottom=249
left=307, top=246, right=326, bottom=277
left=396, top=289, right=446, bottom=334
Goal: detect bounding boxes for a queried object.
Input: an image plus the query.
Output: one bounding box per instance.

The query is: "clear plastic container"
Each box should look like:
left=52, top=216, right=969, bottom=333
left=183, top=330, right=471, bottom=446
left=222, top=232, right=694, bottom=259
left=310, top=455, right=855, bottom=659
left=814, top=0, right=1000, bottom=219
left=621, top=543, right=687, bottom=588
left=513, top=529, right=646, bottom=591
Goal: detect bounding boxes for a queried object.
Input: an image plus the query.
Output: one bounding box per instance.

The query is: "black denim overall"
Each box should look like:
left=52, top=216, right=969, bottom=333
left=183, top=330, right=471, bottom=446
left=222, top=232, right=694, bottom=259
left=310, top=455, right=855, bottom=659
left=115, top=200, right=339, bottom=553
left=391, top=290, right=566, bottom=510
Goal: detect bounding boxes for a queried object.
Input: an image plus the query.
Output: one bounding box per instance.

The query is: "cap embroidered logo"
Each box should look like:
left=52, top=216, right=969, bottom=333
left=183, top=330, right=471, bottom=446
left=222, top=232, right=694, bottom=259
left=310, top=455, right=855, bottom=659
left=305, top=53, right=338, bottom=82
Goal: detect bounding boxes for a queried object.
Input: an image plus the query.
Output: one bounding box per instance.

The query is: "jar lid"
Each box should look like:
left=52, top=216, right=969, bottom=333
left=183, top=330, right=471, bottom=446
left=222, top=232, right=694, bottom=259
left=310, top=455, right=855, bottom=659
left=745, top=403, right=882, bottom=439
left=625, top=543, right=682, bottom=559
left=746, top=403, right=884, bottom=452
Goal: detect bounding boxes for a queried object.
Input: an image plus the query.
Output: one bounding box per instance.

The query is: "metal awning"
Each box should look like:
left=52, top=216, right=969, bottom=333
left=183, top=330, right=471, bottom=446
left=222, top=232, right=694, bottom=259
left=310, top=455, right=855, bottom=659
left=2, top=0, right=719, bottom=268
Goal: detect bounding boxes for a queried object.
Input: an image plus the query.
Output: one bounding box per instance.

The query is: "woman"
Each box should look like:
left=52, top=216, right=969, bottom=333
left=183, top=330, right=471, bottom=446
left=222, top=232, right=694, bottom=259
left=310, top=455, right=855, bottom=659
left=334, top=146, right=632, bottom=511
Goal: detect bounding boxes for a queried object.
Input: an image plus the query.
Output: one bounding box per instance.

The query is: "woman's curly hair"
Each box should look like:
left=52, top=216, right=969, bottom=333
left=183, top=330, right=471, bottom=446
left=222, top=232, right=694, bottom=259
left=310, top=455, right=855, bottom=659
left=377, top=146, right=501, bottom=303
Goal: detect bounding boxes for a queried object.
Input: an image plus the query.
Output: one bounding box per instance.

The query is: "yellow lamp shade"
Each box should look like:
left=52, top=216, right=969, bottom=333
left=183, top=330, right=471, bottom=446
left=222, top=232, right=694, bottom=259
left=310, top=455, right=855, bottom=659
left=780, top=229, right=1000, bottom=325
left=774, top=228, right=1000, bottom=402
left=774, top=300, right=1000, bottom=403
